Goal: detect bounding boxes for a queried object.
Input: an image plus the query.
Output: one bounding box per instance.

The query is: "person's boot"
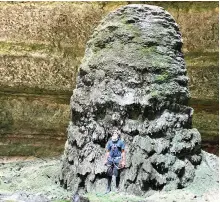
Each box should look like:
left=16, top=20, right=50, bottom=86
left=105, top=177, right=112, bottom=194
left=116, top=176, right=120, bottom=193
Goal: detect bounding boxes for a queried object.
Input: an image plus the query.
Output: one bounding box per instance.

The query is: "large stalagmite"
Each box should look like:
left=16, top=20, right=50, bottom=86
left=60, top=5, right=203, bottom=195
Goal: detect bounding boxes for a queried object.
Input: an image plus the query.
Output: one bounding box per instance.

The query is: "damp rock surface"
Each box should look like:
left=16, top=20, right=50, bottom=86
left=60, top=4, right=216, bottom=196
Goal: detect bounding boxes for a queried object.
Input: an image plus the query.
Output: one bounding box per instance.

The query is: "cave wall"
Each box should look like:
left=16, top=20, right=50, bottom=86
left=0, top=1, right=218, bottom=156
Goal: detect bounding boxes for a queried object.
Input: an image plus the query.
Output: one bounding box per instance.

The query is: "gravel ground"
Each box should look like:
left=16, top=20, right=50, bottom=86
left=0, top=157, right=71, bottom=202
left=0, top=151, right=218, bottom=202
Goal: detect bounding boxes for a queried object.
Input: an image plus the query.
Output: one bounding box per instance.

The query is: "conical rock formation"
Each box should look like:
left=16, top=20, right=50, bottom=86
left=60, top=4, right=203, bottom=196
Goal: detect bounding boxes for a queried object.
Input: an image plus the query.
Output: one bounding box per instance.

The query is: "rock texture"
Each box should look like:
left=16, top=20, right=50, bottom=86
left=60, top=5, right=204, bottom=195
left=0, top=2, right=218, bottom=157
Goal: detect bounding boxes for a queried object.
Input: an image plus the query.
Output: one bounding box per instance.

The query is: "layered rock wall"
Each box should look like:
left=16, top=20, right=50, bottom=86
left=0, top=2, right=218, bottom=156
left=0, top=2, right=102, bottom=156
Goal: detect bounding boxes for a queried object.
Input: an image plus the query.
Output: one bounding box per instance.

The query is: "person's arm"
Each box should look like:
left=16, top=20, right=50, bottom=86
left=104, top=141, right=111, bottom=165
left=121, top=150, right=126, bottom=168
left=121, top=140, right=126, bottom=167
left=104, top=151, right=110, bottom=164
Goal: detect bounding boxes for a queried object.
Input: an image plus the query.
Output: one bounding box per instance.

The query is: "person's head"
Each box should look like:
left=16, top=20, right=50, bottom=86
left=112, top=129, right=120, bottom=142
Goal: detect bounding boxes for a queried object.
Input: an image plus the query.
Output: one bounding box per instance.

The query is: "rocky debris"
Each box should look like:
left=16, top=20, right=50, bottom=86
left=0, top=158, right=72, bottom=201
left=72, top=192, right=90, bottom=202
left=0, top=192, right=50, bottom=202
left=146, top=188, right=219, bottom=202
left=0, top=155, right=218, bottom=202
left=60, top=4, right=215, bottom=196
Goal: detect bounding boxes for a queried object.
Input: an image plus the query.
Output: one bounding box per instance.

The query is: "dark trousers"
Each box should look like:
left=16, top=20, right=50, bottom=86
left=106, top=157, right=121, bottom=188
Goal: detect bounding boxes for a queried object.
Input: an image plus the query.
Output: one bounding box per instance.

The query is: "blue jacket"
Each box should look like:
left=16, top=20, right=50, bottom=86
left=106, top=139, right=125, bottom=158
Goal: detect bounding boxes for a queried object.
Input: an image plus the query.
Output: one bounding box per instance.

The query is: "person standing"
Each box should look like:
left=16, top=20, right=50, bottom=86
left=104, top=130, right=126, bottom=193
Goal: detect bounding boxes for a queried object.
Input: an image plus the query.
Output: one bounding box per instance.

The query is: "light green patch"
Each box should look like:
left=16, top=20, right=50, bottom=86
left=120, top=16, right=141, bottom=37
left=150, top=91, right=159, bottom=97
left=155, top=72, right=170, bottom=82
left=127, top=24, right=141, bottom=37
left=185, top=52, right=219, bottom=67
left=139, top=46, right=157, bottom=55
left=192, top=111, right=218, bottom=137
left=86, top=192, right=146, bottom=202
left=0, top=41, right=54, bottom=55
left=0, top=85, right=72, bottom=97
left=151, top=59, right=169, bottom=68
left=0, top=143, right=64, bottom=157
